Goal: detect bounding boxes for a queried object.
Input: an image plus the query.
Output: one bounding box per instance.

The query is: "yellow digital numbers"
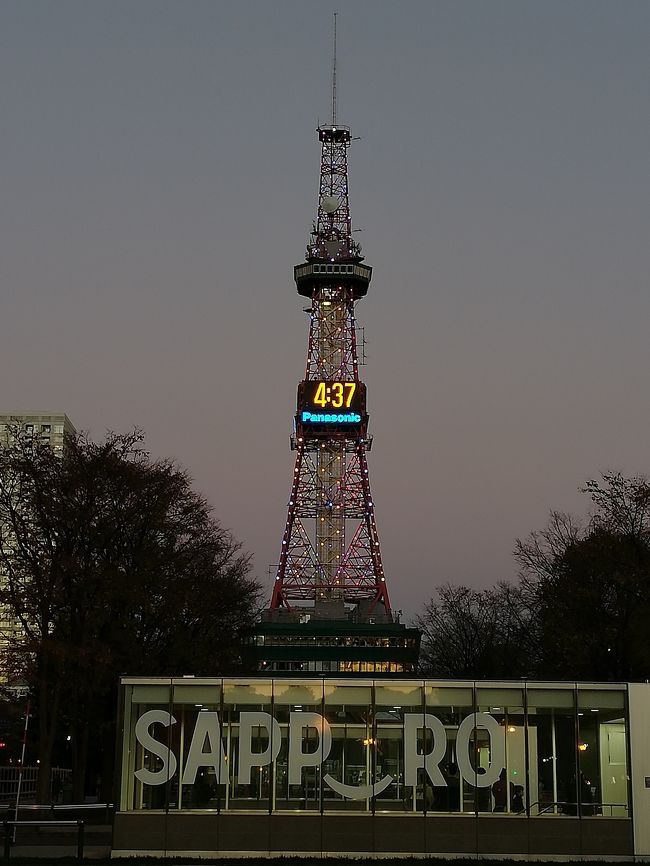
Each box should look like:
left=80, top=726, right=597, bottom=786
left=312, top=381, right=356, bottom=408
left=314, top=382, right=327, bottom=407
left=331, top=382, right=344, bottom=408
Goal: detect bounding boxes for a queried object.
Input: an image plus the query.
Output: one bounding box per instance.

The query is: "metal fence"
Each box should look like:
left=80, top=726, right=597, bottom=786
left=0, top=767, right=71, bottom=802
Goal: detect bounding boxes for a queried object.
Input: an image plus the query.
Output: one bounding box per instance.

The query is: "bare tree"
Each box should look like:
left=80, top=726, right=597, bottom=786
left=417, top=582, right=534, bottom=678
left=0, top=429, right=260, bottom=801
left=584, top=471, right=650, bottom=538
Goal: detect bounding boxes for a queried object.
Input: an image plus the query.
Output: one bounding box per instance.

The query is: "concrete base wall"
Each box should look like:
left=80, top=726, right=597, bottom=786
left=112, top=812, right=633, bottom=859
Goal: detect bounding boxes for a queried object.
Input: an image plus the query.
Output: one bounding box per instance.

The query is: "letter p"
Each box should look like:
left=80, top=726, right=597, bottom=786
left=238, top=712, right=281, bottom=784
left=289, top=712, right=332, bottom=785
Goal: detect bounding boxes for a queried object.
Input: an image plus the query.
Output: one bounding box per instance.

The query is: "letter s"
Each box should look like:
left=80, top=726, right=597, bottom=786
left=134, top=710, right=177, bottom=786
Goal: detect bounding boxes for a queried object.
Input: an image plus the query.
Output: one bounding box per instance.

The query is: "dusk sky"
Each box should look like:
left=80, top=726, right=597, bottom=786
left=2, top=1, right=648, bottom=617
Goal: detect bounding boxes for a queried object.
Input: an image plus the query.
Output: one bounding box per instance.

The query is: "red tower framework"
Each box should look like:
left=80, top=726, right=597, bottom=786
left=270, top=121, right=391, bottom=622
left=245, top=25, right=420, bottom=674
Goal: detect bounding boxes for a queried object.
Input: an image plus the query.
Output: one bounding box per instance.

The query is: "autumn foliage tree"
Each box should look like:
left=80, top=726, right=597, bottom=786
left=0, top=428, right=260, bottom=801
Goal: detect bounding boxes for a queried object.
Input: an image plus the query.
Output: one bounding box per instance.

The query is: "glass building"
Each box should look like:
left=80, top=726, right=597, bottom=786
left=114, top=677, right=650, bottom=859
left=243, top=619, right=421, bottom=674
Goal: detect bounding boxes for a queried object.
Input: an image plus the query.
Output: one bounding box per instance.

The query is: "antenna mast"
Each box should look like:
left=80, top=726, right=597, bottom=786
left=331, top=12, right=337, bottom=126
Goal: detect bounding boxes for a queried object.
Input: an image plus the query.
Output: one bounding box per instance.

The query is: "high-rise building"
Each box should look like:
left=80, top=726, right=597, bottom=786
left=0, top=412, right=77, bottom=683
left=0, top=412, right=76, bottom=454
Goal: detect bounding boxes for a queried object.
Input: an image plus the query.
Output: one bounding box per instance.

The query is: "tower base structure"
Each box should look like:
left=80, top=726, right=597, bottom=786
left=245, top=605, right=421, bottom=675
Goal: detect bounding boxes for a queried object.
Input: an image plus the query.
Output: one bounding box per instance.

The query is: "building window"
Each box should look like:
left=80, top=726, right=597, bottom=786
left=120, top=679, right=630, bottom=819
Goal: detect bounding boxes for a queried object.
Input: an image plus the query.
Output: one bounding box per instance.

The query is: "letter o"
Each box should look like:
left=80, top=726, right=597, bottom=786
left=456, top=712, right=505, bottom=788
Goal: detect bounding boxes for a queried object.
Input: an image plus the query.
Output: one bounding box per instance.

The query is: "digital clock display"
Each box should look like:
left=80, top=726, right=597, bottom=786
left=297, top=380, right=367, bottom=429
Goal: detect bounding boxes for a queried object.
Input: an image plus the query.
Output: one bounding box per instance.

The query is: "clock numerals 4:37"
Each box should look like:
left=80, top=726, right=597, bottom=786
left=313, top=381, right=356, bottom=409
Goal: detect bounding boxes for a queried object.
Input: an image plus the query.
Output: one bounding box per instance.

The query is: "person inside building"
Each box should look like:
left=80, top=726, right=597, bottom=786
left=492, top=768, right=508, bottom=812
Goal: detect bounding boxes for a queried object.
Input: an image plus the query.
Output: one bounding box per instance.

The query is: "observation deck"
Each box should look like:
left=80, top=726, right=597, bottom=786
left=294, top=261, right=372, bottom=299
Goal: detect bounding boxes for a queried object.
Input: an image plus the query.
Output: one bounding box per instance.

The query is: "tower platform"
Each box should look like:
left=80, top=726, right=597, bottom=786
left=244, top=614, right=421, bottom=675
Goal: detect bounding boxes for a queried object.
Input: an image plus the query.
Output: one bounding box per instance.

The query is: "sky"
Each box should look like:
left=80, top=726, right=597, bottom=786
left=1, top=1, right=649, bottom=618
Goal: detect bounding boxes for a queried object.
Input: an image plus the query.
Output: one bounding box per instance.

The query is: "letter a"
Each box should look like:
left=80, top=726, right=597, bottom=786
left=182, top=712, right=228, bottom=785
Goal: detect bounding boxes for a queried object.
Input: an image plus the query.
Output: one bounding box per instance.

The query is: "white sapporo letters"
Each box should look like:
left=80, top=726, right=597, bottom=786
left=403, top=712, right=447, bottom=787
left=134, top=709, right=505, bottom=798
left=456, top=712, right=505, bottom=788
left=134, top=710, right=177, bottom=786
left=181, top=711, right=228, bottom=785
left=288, top=712, right=331, bottom=785
left=237, top=712, right=282, bottom=785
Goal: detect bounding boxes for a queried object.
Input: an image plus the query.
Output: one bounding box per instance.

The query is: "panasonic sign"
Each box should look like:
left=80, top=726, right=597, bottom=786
left=134, top=709, right=504, bottom=799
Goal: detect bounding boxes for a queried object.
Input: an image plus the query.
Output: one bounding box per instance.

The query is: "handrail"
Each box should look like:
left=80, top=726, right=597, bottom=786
left=0, top=802, right=113, bottom=813
left=526, top=800, right=629, bottom=817
left=5, top=820, right=80, bottom=825
left=3, top=819, right=85, bottom=860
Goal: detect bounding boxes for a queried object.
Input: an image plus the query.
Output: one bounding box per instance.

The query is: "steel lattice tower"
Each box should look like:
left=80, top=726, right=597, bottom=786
left=270, top=117, right=391, bottom=621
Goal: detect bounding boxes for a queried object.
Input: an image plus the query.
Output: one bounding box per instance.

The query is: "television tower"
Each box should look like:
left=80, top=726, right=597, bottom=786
left=249, top=20, right=420, bottom=674
left=271, top=17, right=390, bottom=621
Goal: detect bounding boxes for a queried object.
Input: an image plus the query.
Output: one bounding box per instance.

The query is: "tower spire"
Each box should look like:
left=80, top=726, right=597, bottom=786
left=331, top=12, right=337, bottom=126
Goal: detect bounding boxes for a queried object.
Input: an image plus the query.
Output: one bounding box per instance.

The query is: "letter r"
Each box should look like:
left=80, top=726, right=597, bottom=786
left=404, top=713, right=447, bottom=787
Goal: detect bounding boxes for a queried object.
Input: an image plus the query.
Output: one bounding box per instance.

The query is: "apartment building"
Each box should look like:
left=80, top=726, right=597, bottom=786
left=0, top=412, right=76, bottom=683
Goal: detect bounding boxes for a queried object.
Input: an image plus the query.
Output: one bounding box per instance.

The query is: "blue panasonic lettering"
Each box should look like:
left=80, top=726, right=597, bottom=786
left=302, top=412, right=362, bottom=424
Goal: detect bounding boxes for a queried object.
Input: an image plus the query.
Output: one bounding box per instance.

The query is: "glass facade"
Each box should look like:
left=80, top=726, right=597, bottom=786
left=119, top=677, right=630, bottom=819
